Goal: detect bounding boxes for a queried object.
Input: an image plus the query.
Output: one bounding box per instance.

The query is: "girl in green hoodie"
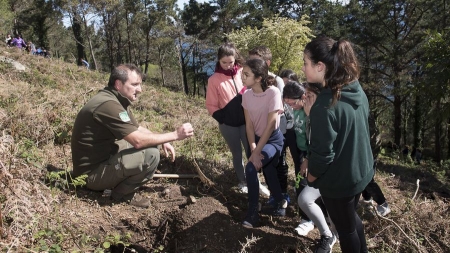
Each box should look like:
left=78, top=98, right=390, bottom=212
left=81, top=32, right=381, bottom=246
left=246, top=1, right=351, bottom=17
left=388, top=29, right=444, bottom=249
left=302, top=35, right=374, bottom=253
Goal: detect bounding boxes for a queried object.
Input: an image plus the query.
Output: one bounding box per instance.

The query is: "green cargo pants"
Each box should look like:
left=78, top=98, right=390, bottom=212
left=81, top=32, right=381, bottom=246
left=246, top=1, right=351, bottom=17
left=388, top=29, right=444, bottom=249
left=86, top=140, right=160, bottom=201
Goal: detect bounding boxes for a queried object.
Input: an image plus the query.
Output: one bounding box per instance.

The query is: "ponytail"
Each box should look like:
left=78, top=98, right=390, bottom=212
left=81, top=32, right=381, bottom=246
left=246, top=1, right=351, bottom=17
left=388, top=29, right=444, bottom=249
left=304, top=36, right=360, bottom=106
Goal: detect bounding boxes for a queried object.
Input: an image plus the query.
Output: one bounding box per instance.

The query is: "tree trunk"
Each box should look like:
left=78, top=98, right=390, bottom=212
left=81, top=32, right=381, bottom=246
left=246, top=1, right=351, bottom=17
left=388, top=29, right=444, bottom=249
left=126, top=9, right=132, bottom=63
left=434, top=100, right=442, bottom=164
left=143, top=22, right=151, bottom=74
left=393, top=94, right=402, bottom=146
left=175, top=38, right=185, bottom=91
left=192, top=42, right=197, bottom=97
left=182, top=62, right=189, bottom=94
left=82, top=16, right=97, bottom=70
left=100, top=11, right=114, bottom=71
left=158, top=45, right=166, bottom=86
left=117, top=27, right=123, bottom=65
left=402, top=98, right=408, bottom=146
left=71, top=12, right=84, bottom=66
left=87, top=36, right=97, bottom=70
left=447, top=118, right=450, bottom=159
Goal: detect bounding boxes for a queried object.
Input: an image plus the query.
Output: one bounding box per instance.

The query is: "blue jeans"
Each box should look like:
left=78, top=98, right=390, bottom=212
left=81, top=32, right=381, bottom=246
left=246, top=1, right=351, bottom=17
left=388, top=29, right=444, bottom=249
left=246, top=129, right=284, bottom=210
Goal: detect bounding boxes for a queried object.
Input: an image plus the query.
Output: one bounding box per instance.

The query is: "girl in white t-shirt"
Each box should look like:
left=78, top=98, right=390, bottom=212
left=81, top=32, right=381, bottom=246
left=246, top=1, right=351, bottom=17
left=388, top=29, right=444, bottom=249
left=241, top=57, right=285, bottom=228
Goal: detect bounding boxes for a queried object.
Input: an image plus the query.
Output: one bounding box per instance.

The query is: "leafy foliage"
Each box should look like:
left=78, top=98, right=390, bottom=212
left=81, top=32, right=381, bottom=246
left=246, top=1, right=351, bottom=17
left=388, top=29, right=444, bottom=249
left=227, top=16, right=313, bottom=75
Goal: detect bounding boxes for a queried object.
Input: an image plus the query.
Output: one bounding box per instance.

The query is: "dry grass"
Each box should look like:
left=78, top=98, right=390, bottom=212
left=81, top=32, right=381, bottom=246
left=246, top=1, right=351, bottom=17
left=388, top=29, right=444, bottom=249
left=0, top=46, right=449, bottom=253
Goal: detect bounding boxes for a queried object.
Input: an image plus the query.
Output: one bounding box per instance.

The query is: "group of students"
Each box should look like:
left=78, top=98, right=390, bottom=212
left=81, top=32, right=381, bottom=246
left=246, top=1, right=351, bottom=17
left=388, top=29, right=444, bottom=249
left=402, top=145, right=423, bottom=164
left=5, top=34, right=50, bottom=57
left=205, top=36, right=390, bottom=253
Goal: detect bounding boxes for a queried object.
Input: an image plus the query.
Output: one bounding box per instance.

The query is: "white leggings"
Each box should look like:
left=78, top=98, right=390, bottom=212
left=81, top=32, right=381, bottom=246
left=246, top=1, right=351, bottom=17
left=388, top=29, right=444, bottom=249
left=298, top=185, right=332, bottom=236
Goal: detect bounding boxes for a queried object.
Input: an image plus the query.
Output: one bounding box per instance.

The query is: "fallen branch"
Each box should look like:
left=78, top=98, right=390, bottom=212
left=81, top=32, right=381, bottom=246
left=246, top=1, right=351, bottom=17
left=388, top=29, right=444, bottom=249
left=374, top=206, right=425, bottom=253
left=0, top=202, right=2, bottom=238
left=412, top=179, right=420, bottom=200
left=183, top=100, right=214, bottom=187
left=153, top=173, right=198, bottom=179
left=239, top=234, right=261, bottom=253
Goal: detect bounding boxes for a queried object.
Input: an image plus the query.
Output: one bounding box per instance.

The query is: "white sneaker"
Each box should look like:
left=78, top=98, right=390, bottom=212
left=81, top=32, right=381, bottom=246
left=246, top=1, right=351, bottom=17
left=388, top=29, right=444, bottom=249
left=259, top=182, right=270, bottom=197
left=362, top=198, right=373, bottom=205
left=376, top=202, right=391, bottom=216
left=294, top=219, right=314, bottom=236
left=238, top=182, right=248, bottom=194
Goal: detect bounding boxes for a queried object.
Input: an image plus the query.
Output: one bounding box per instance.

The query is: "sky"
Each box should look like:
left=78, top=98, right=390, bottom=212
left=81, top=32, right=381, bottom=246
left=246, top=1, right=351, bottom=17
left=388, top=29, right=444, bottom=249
left=176, top=0, right=350, bottom=9
left=176, top=0, right=207, bottom=9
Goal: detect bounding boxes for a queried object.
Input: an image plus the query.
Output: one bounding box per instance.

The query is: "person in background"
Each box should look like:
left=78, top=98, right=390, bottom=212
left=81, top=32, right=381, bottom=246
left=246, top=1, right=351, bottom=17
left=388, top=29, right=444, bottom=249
left=36, top=47, right=43, bottom=56
left=248, top=46, right=286, bottom=201
left=361, top=114, right=391, bottom=217
left=27, top=41, right=36, bottom=55
left=415, top=148, right=422, bottom=164
left=11, top=34, right=26, bottom=50
left=278, top=69, right=301, bottom=199
left=285, top=81, right=337, bottom=253
left=279, top=69, right=299, bottom=85
left=5, top=34, right=12, bottom=47
left=401, top=145, right=409, bottom=162
left=303, top=35, right=373, bottom=253
left=71, top=64, right=194, bottom=208
left=205, top=42, right=254, bottom=194
left=241, top=57, right=285, bottom=228
left=81, top=58, right=90, bottom=69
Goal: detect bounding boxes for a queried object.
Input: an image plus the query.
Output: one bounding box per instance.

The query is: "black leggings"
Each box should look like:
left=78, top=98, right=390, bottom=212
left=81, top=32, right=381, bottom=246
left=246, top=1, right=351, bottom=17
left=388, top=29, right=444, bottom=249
left=362, top=160, right=386, bottom=205
left=321, top=193, right=368, bottom=253
left=276, top=128, right=299, bottom=193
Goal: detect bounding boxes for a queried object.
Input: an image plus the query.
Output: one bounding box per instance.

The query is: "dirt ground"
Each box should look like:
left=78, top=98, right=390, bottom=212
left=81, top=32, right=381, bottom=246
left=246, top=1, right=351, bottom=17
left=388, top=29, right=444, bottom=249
left=43, top=150, right=390, bottom=253
left=63, top=162, right=314, bottom=253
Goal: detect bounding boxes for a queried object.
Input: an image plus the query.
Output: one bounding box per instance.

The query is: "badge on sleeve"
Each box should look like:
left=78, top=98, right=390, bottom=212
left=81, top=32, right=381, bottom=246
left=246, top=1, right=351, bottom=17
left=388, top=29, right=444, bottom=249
left=119, top=111, right=131, bottom=122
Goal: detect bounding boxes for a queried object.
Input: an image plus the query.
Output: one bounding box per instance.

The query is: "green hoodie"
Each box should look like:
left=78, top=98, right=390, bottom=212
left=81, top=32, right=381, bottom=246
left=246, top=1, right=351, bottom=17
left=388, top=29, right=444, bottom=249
left=307, top=80, right=374, bottom=198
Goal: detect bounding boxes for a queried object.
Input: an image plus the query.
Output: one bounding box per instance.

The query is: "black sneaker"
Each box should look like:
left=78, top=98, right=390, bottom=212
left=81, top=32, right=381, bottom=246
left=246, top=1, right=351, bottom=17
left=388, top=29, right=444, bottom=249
left=242, top=209, right=259, bottom=228
left=265, top=193, right=291, bottom=207
left=314, top=234, right=337, bottom=253
left=261, top=199, right=287, bottom=216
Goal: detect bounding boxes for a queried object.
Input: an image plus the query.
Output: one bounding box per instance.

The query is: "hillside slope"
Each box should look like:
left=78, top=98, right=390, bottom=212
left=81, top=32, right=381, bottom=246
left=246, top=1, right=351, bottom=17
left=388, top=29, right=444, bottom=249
left=0, top=46, right=449, bottom=253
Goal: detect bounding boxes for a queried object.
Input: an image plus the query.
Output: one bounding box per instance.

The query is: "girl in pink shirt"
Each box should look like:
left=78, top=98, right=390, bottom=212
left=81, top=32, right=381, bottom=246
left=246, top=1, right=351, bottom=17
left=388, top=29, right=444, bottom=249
left=205, top=43, right=250, bottom=193
left=241, top=57, right=285, bottom=228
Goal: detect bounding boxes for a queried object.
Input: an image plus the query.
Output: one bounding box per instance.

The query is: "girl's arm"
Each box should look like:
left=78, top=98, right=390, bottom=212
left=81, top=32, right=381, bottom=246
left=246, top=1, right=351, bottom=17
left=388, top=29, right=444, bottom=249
left=244, top=108, right=256, bottom=152
left=249, top=110, right=278, bottom=170
left=205, top=78, right=220, bottom=115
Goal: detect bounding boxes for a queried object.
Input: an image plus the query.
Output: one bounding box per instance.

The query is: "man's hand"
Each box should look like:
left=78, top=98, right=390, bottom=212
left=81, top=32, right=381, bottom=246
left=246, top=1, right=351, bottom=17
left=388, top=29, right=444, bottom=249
left=176, top=123, right=194, bottom=140
left=162, top=143, right=175, bottom=162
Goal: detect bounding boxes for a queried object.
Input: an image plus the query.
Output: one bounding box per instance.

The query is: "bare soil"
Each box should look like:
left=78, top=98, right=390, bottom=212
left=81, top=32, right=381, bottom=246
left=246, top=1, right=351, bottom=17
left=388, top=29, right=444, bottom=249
left=1, top=47, right=449, bottom=253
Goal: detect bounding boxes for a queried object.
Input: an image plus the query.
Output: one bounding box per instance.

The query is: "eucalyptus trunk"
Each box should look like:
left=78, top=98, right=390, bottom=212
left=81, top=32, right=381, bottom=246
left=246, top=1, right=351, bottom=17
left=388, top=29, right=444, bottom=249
left=434, top=100, right=442, bottom=164
left=393, top=94, right=402, bottom=146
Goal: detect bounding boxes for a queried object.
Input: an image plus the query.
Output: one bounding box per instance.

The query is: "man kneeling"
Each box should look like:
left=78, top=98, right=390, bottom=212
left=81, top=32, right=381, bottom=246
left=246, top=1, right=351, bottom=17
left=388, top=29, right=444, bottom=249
left=71, top=64, right=194, bottom=207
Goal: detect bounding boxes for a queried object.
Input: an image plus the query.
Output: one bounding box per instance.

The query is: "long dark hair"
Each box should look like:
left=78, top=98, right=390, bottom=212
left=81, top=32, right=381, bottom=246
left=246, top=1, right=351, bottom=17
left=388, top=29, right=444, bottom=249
left=244, top=58, right=276, bottom=91
left=279, top=69, right=299, bottom=82
left=283, top=81, right=305, bottom=99
left=217, top=42, right=244, bottom=66
left=304, top=82, right=323, bottom=96
left=304, top=36, right=360, bottom=106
